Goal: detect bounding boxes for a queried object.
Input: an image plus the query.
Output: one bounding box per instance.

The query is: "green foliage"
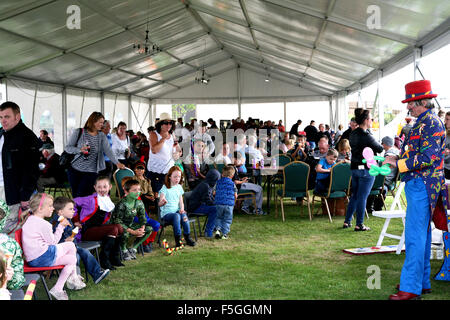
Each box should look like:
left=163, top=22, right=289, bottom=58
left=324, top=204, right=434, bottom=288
left=172, top=104, right=196, bottom=122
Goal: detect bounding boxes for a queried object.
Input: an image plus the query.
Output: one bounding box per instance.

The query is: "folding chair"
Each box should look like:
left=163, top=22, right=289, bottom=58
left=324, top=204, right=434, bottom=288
left=112, top=168, right=135, bottom=198
left=15, top=229, right=64, bottom=300
left=372, top=182, right=406, bottom=254
left=312, top=162, right=351, bottom=223
left=77, top=240, right=101, bottom=282
left=10, top=273, right=40, bottom=300
left=45, top=181, right=72, bottom=198
left=275, top=161, right=311, bottom=222
left=184, top=191, right=207, bottom=236
left=156, top=198, right=198, bottom=247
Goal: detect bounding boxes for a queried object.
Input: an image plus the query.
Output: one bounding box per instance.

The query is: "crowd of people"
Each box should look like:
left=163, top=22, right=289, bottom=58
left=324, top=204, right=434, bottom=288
left=0, top=78, right=447, bottom=301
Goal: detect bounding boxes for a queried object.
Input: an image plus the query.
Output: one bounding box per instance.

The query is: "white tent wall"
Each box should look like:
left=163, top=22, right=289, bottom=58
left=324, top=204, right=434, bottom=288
left=103, top=93, right=129, bottom=130
left=286, top=101, right=331, bottom=132
left=130, top=96, right=151, bottom=133
left=0, top=79, right=6, bottom=105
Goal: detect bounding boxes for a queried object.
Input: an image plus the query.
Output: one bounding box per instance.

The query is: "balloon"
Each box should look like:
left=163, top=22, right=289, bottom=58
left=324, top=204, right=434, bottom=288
left=362, top=147, right=391, bottom=176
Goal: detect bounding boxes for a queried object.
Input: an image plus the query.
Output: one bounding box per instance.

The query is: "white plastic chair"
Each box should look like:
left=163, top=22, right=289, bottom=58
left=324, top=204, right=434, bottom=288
left=372, top=182, right=406, bottom=254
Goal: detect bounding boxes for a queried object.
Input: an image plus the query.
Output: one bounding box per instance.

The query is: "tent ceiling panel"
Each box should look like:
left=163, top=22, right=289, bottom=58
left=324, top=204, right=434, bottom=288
left=13, top=53, right=106, bottom=84
left=196, top=11, right=254, bottom=43
left=75, top=70, right=137, bottom=91
left=0, top=0, right=448, bottom=101
left=188, top=51, right=232, bottom=69
left=91, top=0, right=184, bottom=24
left=0, top=28, right=59, bottom=73
left=189, top=0, right=247, bottom=25
left=119, top=52, right=179, bottom=75
left=0, top=0, right=123, bottom=50
left=332, top=0, right=450, bottom=40
left=149, top=63, right=194, bottom=81
left=166, top=34, right=217, bottom=60
left=113, top=78, right=159, bottom=94
left=318, top=22, right=409, bottom=66
left=246, top=0, right=324, bottom=45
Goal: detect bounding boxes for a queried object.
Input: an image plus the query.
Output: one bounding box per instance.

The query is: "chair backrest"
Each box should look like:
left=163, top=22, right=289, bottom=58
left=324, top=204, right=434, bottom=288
left=371, top=174, right=385, bottom=190
left=328, top=162, right=351, bottom=196
left=14, top=228, right=23, bottom=248
left=183, top=191, right=193, bottom=210
left=275, top=154, right=292, bottom=167
left=282, top=161, right=310, bottom=194
left=113, top=168, right=135, bottom=198
left=215, top=163, right=225, bottom=173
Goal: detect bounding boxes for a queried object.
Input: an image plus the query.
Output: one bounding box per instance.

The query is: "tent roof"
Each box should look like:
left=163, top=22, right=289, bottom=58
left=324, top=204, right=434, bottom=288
left=1, top=0, right=449, bottom=100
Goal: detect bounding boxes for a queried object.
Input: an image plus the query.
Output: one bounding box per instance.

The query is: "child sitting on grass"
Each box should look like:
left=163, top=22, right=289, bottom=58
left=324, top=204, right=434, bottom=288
left=213, top=165, right=237, bottom=240
left=21, top=193, right=82, bottom=300
left=158, top=166, right=196, bottom=247
left=314, top=149, right=338, bottom=194
left=51, top=197, right=110, bottom=286
left=111, top=179, right=151, bottom=261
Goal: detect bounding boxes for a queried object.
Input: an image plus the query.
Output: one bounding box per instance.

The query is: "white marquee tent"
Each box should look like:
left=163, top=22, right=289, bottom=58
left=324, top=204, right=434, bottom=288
left=0, top=0, right=449, bottom=153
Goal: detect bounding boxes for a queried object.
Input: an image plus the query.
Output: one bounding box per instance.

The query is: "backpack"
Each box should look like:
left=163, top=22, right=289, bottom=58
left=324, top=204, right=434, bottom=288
left=59, top=128, right=83, bottom=169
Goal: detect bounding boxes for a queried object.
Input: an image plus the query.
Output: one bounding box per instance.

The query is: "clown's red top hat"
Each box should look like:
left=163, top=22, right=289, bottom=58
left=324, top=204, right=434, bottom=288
left=402, top=80, right=437, bottom=103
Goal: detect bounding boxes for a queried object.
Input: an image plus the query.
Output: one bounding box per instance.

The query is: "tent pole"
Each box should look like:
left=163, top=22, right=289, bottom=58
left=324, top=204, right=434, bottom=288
left=62, top=86, right=67, bottom=148
left=237, top=65, right=241, bottom=119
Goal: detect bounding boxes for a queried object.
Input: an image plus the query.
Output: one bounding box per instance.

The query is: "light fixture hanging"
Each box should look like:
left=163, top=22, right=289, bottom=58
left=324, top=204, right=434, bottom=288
left=133, top=0, right=161, bottom=55
left=195, top=38, right=210, bottom=85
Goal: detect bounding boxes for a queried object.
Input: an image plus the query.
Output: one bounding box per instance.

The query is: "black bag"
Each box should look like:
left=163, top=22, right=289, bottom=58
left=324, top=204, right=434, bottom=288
left=59, top=128, right=83, bottom=169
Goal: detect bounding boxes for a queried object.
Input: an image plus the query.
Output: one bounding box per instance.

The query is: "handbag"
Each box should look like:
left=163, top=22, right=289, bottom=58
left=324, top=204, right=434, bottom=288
left=59, top=128, right=83, bottom=169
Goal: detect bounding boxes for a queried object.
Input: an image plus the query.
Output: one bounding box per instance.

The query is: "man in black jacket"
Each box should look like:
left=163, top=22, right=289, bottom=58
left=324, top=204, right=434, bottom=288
left=304, top=120, right=319, bottom=149
left=0, top=101, right=41, bottom=235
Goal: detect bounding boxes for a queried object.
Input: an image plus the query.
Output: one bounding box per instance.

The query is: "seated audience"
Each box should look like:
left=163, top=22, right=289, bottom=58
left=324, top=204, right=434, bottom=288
left=73, top=176, right=124, bottom=270
left=215, top=142, right=232, bottom=165
left=185, top=139, right=210, bottom=190
left=186, top=169, right=221, bottom=238
left=336, top=139, right=351, bottom=163
left=37, top=143, right=66, bottom=192
left=111, top=179, right=151, bottom=261
left=51, top=197, right=109, bottom=285
left=314, top=149, right=338, bottom=194
left=158, top=166, right=196, bottom=247
left=21, top=193, right=81, bottom=300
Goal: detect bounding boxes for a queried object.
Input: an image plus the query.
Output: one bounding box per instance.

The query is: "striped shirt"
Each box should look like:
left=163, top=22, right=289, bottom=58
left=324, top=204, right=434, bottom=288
left=72, top=131, right=100, bottom=173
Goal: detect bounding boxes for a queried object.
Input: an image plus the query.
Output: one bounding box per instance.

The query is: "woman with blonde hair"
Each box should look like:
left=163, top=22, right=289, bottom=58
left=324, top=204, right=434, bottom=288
left=64, top=112, right=125, bottom=197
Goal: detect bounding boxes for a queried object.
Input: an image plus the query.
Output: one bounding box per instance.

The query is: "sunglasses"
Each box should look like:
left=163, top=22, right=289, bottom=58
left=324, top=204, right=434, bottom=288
left=161, top=121, right=173, bottom=125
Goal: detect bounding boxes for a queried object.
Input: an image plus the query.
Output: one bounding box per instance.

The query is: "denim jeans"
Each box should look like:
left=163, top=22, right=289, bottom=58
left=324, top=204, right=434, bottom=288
left=194, top=204, right=217, bottom=237
left=344, top=169, right=375, bottom=226
left=215, top=205, right=234, bottom=235
left=161, top=212, right=190, bottom=236
left=76, top=246, right=102, bottom=280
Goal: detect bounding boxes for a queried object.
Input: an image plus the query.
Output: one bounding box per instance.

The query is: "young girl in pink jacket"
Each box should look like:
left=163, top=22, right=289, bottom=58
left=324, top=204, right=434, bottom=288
left=21, top=193, right=83, bottom=300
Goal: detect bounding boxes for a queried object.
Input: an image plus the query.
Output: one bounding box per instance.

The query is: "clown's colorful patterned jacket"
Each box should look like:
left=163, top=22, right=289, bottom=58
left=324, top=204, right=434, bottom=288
left=397, top=108, right=448, bottom=230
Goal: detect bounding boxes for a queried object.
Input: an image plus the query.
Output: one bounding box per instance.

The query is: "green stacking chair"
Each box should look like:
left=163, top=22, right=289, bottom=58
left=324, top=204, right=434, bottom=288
left=113, top=168, right=135, bottom=198
left=275, top=161, right=311, bottom=222
left=312, top=162, right=351, bottom=223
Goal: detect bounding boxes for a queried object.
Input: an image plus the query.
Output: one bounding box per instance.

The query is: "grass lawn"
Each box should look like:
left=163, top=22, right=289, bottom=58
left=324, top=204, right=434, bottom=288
left=33, top=187, right=449, bottom=300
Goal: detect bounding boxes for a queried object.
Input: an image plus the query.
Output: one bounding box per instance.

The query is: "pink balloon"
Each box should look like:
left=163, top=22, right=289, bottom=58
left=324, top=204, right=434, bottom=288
left=362, top=147, right=377, bottom=168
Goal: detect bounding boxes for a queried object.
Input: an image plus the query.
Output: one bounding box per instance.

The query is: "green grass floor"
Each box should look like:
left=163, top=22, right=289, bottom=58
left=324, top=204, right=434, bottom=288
left=33, top=188, right=449, bottom=300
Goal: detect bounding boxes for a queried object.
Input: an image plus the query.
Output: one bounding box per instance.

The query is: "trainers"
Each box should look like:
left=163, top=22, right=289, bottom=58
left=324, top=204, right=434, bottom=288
left=49, top=287, right=69, bottom=300
left=241, top=207, right=251, bottom=214
left=215, top=230, right=222, bottom=239
left=221, top=234, right=229, bottom=240
left=143, top=244, right=153, bottom=253
left=122, top=250, right=133, bottom=261
left=94, top=269, right=110, bottom=285
left=128, top=248, right=137, bottom=259
left=256, top=209, right=267, bottom=215
left=66, top=273, right=86, bottom=290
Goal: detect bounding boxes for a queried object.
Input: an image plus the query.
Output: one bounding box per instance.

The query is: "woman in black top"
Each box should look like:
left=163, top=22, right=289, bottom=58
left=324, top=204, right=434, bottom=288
left=343, top=108, right=383, bottom=231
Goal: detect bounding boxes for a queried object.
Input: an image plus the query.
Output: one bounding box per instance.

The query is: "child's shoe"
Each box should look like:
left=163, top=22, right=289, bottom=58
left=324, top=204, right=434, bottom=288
left=214, top=230, right=222, bottom=239
left=128, top=248, right=137, bottom=259
left=49, top=287, right=69, bottom=300
left=122, top=250, right=133, bottom=261
left=94, top=269, right=110, bottom=285
left=221, top=234, right=229, bottom=240
left=66, top=273, right=86, bottom=290
left=183, top=234, right=196, bottom=246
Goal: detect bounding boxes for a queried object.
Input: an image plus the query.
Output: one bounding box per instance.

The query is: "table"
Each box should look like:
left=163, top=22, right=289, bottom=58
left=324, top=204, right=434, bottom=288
left=261, top=166, right=285, bottom=214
